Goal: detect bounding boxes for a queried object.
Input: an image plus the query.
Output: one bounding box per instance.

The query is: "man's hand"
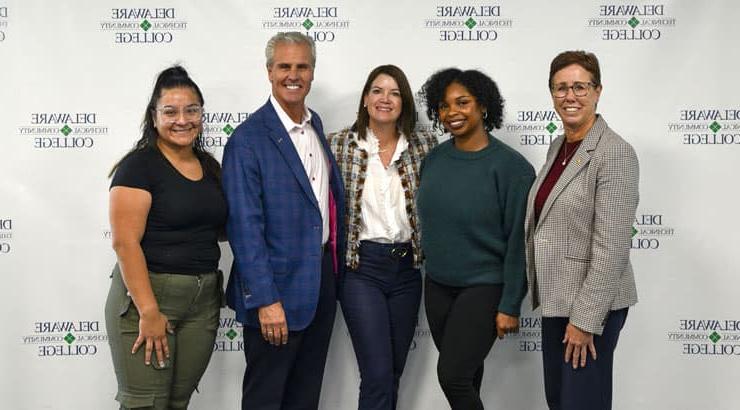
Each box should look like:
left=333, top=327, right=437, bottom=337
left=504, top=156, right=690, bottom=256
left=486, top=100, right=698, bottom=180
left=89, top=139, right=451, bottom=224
left=258, top=302, right=288, bottom=346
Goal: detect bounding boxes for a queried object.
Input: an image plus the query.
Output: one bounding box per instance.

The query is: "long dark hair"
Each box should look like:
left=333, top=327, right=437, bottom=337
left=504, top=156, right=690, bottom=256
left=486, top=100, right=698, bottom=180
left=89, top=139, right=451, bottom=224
left=352, top=64, right=417, bottom=140
left=109, top=65, right=220, bottom=180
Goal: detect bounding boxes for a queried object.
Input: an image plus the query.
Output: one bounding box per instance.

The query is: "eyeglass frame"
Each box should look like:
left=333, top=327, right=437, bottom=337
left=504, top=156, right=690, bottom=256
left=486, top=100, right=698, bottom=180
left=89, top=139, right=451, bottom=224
left=550, top=81, right=598, bottom=98
left=154, top=104, right=204, bottom=122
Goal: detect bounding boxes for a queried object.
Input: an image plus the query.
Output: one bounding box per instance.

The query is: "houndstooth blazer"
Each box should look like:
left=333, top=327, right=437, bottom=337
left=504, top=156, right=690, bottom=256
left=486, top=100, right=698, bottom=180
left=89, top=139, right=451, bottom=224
left=524, top=115, right=639, bottom=335
left=328, top=128, right=437, bottom=270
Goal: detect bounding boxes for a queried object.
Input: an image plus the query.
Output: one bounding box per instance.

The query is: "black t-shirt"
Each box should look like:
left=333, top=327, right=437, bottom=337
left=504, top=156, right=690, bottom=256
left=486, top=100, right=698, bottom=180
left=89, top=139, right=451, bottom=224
left=110, top=147, right=227, bottom=274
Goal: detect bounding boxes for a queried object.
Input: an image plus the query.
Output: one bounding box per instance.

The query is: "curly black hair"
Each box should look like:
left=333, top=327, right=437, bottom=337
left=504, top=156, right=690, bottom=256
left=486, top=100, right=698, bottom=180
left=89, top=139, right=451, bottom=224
left=421, top=68, right=504, bottom=132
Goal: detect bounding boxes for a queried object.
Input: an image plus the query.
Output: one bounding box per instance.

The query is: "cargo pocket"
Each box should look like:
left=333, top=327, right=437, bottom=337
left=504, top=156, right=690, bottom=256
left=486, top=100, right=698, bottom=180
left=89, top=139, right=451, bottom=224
left=110, top=264, right=134, bottom=317
left=217, top=269, right=226, bottom=308
left=115, top=391, right=155, bottom=409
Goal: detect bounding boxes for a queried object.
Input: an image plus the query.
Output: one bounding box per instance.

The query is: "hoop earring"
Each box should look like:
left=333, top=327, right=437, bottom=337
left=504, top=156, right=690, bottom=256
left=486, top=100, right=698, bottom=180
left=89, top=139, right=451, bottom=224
left=483, top=111, right=488, bottom=120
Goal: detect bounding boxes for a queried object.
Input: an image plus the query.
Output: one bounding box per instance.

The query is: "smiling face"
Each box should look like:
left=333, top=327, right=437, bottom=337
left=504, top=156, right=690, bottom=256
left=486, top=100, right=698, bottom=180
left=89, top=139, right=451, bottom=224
left=153, top=86, right=203, bottom=150
left=268, top=41, right=314, bottom=115
left=438, top=81, right=485, bottom=139
left=363, top=73, right=402, bottom=128
left=551, top=63, right=601, bottom=135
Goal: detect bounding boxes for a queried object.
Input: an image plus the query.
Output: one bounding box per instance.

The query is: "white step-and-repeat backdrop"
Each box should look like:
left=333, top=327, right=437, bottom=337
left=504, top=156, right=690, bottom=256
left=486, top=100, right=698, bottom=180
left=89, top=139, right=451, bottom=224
left=2, top=1, right=739, bottom=409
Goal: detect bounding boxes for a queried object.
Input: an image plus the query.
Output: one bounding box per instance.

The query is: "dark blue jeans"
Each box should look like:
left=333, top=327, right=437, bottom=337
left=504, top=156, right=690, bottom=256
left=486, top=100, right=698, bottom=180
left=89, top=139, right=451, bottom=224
left=340, top=241, right=422, bottom=410
left=541, top=308, right=628, bottom=410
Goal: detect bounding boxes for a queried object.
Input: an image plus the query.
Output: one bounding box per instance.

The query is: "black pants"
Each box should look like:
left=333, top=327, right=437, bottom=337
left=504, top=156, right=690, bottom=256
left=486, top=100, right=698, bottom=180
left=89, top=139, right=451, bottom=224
left=424, top=277, right=503, bottom=410
left=541, top=308, right=628, bottom=410
left=240, top=249, right=337, bottom=410
left=340, top=241, right=421, bottom=410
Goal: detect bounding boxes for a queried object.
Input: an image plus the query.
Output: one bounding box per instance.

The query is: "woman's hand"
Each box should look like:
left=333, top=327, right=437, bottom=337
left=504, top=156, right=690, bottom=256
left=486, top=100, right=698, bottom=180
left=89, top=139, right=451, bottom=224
left=495, top=312, right=520, bottom=339
left=563, top=323, right=596, bottom=369
left=132, top=309, right=173, bottom=367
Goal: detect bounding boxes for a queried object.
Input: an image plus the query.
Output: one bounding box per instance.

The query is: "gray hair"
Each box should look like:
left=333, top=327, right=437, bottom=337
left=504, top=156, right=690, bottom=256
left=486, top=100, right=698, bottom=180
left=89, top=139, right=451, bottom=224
left=265, top=32, right=316, bottom=68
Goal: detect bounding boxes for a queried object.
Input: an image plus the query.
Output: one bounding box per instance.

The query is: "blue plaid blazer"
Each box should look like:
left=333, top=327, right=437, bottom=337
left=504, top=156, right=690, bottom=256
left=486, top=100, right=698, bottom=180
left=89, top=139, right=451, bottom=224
left=222, top=100, right=345, bottom=331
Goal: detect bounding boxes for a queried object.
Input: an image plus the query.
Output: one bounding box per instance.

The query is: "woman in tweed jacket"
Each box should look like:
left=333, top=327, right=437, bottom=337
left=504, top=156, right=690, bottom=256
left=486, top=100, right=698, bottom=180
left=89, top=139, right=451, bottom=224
left=328, top=64, right=436, bottom=410
left=524, top=51, right=639, bottom=410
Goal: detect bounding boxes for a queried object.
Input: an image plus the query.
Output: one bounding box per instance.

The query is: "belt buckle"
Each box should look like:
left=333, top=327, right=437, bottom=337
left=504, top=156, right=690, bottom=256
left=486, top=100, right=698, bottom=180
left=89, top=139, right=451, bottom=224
left=390, top=246, right=408, bottom=258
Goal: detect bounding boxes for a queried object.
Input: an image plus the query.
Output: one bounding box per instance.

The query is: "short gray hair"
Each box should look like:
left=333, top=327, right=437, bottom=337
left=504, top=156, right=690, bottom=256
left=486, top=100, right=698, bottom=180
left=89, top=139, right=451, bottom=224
left=265, top=32, right=316, bottom=68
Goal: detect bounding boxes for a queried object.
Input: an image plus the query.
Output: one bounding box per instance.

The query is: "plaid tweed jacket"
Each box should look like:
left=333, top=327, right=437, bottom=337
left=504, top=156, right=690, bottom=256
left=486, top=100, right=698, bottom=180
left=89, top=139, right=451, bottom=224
left=328, top=128, right=437, bottom=270
left=524, top=116, right=639, bottom=335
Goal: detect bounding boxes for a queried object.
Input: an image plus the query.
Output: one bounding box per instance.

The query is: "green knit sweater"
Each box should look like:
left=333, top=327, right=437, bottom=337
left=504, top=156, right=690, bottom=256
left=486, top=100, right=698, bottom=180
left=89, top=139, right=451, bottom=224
left=417, top=135, right=535, bottom=316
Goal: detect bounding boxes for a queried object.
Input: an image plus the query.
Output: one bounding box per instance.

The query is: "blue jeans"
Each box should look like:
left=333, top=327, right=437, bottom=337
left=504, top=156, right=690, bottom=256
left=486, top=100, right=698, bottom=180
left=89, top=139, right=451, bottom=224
left=340, top=241, right=422, bottom=410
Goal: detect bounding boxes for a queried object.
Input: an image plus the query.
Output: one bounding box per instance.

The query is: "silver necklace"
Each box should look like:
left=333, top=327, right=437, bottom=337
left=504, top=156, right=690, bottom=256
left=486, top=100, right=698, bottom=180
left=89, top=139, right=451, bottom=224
left=561, top=142, right=577, bottom=166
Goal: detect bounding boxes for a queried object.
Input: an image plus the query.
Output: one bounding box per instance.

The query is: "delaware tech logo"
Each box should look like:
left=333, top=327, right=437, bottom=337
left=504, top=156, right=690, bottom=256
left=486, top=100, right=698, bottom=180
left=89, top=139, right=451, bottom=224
left=587, top=3, right=676, bottom=41
left=424, top=4, right=513, bottom=42
left=510, top=314, right=542, bottom=353
left=214, top=314, right=244, bottom=353
left=100, top=7, right=187, bottom=44
left=18, top=112, right=109, bottom=149
left=0, top=6, right=8, bottom=42
left=202, top=111, right=250, bottom=148
left=631, top=212, right=675, bottom=250
left=668, top=108, right=740, bottom=146
left=504, top=109, right=562, bottom=146
left=22, top=320, right=107, bottom=358
left=0, top=218, right=11, bottom=255
left=667, top=319, right=740, bottom=357
left=261, top=6, right=350, bottom=42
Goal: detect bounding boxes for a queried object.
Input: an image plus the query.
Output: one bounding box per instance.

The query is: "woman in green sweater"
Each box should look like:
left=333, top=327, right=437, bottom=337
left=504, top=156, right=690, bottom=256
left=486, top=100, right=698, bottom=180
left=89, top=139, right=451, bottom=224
left=417, top=68, right=535, bottom=409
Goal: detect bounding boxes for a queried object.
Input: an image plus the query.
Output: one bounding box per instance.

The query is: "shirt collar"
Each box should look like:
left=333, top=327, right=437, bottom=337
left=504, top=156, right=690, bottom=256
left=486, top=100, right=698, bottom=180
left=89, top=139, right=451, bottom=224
left=359, top=128, right=409, bottom=161
left=270, top=95, right=312, bottom=133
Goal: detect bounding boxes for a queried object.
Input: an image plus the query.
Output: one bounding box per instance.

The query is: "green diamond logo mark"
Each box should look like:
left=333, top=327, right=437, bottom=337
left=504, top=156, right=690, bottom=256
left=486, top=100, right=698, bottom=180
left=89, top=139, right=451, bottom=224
left=465, top=17, right=477, bottom=29
left=64, top=333, right=76, bottom=344
left=60, top=125, right=72, bottom=136
left=225, top=329, right=238, bottom=340
left=709, top=331, right=721, bottom=344
left=140, top=19, right=152, bottom=31
left=302, top=19, right=314, bottom=30
left=628, top=17, right=640, bottom=28
left=631, top=226, right=638, bottom=238
left=223, top=124, right=235, bottom=136
left=709, top=121, right=721, bottom=133
left=546, top=122, right=558, bottom=134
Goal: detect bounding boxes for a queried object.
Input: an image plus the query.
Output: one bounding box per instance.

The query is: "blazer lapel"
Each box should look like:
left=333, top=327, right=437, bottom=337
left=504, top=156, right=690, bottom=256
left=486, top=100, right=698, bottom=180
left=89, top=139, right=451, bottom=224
left=264, top=102, right=320, bottom=211
left=535, top=116, right=606, bottom=230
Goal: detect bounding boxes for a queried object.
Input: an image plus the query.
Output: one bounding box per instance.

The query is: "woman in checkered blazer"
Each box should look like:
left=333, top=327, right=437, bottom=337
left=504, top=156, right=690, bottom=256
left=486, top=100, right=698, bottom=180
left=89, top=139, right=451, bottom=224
left=327, top=64, right=436, bottom=410
left=524, top=50, right=640, bottom=410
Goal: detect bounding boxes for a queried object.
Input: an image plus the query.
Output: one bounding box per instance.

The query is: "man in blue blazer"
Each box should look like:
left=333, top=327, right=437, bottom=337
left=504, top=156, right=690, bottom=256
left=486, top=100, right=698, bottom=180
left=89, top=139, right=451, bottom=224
left=222, top=32, right=345, bottom=410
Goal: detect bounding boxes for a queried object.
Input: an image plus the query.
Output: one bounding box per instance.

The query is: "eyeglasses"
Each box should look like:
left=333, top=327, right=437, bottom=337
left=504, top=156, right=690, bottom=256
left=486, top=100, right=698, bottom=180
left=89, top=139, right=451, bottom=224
left=155, top=105, right=203, bottom=121
left=551, top=82, right=596, bottom=98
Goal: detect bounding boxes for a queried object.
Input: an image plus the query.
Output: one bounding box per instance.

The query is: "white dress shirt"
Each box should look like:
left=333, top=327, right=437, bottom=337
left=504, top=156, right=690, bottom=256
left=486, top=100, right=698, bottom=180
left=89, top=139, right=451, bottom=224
left=270, top=95, right=330, bottom=244
left=356, top=128, right=412, bottom=243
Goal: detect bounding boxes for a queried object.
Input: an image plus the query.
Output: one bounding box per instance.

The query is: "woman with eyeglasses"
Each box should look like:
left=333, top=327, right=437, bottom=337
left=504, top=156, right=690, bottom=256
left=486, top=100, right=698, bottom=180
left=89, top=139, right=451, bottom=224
left=417, top=68, right=534, bottom=409
left=328, top=64, right=436, bottom=410
left=105, top=65, right=226, bottom=409
left=524, top=51, right=639, bottom=410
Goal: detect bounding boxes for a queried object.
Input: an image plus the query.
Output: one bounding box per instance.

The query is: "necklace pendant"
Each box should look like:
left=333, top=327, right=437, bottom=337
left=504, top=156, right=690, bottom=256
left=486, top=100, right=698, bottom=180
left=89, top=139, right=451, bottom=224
left=561, top=159, right=566, bottom=166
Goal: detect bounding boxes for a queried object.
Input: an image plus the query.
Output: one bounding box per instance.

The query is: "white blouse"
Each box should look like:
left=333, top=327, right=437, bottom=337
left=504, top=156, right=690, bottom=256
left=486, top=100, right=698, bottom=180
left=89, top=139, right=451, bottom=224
left=356, top=129, right=412, bottom=244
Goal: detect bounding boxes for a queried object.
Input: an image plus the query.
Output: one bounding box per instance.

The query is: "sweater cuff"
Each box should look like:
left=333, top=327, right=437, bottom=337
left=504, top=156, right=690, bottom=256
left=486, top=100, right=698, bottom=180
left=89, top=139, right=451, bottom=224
left=497, top=297, right=523, bottom=317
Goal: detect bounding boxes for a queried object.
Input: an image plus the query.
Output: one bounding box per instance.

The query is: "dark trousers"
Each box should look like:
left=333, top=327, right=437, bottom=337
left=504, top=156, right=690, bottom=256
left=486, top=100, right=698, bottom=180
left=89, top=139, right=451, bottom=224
left=340, top=241, right=421, bottom=410
left=241, top=249, right=337, bottom=410
left=541, top=308, right=628, bottom=410
left=424, top=278, right=503, bottom=410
